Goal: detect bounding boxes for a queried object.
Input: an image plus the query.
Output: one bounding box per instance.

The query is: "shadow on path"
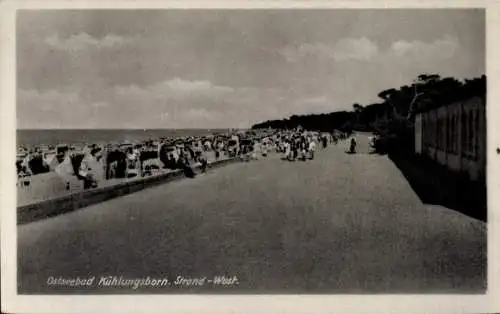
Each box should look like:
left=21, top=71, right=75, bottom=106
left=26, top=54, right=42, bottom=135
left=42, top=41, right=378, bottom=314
left=388, top=152, right=486, bottom=222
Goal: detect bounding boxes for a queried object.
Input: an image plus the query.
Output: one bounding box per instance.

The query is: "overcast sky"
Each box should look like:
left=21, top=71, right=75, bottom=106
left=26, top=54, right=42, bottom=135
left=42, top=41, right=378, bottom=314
left=17, top=9, right=485, bottom=129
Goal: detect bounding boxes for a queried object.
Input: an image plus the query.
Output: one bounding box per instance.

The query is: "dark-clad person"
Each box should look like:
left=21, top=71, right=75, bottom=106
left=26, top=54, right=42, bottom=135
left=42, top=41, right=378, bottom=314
left=178, top=154, right=196, bottom=178
left=187, top=145, right=195, bottom=161
left=291, top=138, right=297, bottom=161
left=349, top=137, right=357, bottom=154
left=215, top=141, right=221, bottom=159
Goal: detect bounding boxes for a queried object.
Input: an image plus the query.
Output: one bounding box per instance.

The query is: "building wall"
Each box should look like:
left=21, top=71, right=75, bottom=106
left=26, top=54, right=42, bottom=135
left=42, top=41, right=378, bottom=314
left=444, top=102, right=462, bottom=172
left=416, top=96, right=485, bottom=182
left=460, top=97, right=486, bottom=181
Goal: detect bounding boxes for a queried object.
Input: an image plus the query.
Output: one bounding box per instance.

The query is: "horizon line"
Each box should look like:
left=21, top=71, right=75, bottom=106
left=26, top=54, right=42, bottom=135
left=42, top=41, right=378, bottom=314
left=16, top=127, right=250, bottom=130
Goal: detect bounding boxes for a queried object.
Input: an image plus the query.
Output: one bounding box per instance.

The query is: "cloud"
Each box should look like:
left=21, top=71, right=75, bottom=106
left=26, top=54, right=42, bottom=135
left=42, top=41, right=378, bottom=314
left=281, top=36, right=457, bottom=66
left=183, top=108, right=220, bottom=121
left=333, top=37, right=379, bottom=61
left=17, top=10, right=483, bottom=129
left=17, top=89, right=112, bottom=128
left=91, top=102, right=109, bottom=108
left=114, top=78, right=235, bottom=105
left=281, top=37, right=379, bottom=63
left=17, top=30, right=470, bottom=129
left=390, top=36, right=458, bottom=59
left=110, top=79, right=282, bottom=126
left=19, top=89, right=80, bottom=111
left=302, top=96, right=329, bottom=104
left=363, top=36, right=463, bottom=91
left=17, top=79, right=294, bottom=129
left=44, top=33, right=134, bottom=52
left=163, top=78, right=233, bottom=93
left=287, top=96, right=340, bottom=115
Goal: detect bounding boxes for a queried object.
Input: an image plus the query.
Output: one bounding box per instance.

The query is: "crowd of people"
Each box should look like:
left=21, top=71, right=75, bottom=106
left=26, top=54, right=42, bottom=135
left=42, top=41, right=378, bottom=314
left=15, top=130, right=275, bottom=190
left=243, top=128, right=351, bottom=162
left=275, top=132, right=326, bottom=161
left=16, top=128, right=358, bottom=192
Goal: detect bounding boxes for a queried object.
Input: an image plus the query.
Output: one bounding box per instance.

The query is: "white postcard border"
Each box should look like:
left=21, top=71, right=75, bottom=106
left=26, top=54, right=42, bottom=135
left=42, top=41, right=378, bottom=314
left=1, top=1, right=498, bottom=313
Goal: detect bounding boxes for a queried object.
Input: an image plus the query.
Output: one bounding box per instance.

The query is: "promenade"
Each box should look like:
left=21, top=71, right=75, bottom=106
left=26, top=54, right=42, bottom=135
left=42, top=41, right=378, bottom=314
left=17, top=135, right=486, bottom=293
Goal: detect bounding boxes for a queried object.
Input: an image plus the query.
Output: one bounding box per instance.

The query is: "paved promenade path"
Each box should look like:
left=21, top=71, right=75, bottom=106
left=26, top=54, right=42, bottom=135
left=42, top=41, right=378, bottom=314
left=18, top=135, right=486, bottom=293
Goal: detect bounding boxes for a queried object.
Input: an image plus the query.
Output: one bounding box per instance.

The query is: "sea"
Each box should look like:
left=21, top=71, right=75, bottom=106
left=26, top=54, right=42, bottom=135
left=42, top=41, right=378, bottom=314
left=17, top=129, right=237, bottom=147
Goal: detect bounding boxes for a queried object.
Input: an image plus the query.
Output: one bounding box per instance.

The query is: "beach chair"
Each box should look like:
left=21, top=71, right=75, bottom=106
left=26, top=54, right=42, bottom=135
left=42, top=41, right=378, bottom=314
left=17, top=174, right=31, bottom=188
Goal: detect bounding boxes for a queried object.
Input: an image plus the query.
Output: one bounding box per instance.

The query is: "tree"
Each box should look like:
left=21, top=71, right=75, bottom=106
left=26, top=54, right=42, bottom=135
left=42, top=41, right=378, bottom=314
left=353, top=103, right=364, bottom=112
left=251, top=73, right=486, bottom=149
left=405, top=82, right=425, bottom=120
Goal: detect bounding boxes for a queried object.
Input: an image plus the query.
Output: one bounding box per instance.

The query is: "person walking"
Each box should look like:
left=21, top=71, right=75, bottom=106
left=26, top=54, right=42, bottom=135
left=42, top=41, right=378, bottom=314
left=301, top=138, right=308, bottom=161
left=199, top=153, right=208, bottom=173
left=349, top=137, right=357, bottom=154
left=261, top=139, right=268, bottom=157
left=290, top=139, right=296, bottom=161
left=308, top=138, right=317, bottom=160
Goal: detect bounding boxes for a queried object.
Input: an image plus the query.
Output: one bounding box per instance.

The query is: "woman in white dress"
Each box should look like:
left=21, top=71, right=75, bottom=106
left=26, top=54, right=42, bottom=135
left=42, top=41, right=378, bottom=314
left=261, top=141, right=268, bottom=157
left=284, top=141, right=292, bottom=160
left=308, top=139, right=316, bottom=159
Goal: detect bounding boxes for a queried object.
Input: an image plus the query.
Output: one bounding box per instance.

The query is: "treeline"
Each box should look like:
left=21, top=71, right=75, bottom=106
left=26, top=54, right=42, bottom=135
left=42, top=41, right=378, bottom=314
left=252, top=111, right=354, bottom=133
left=251, top=74, right=486, bottom=141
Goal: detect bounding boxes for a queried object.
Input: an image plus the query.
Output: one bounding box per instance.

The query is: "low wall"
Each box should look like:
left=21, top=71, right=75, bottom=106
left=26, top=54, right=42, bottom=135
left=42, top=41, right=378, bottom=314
left=17, top=157, right=242, bottom=225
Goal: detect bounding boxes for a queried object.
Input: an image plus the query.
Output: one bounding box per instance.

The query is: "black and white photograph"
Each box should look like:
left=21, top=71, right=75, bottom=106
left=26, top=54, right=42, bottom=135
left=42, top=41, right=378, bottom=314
left=1, top=1, right=499, bottom=313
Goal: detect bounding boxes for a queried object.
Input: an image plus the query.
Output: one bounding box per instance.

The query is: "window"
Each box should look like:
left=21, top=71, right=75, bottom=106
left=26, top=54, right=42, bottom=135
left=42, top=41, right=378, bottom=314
left=446, top=116, right=450, bottom=152
left=434, top=116, right=439, bottom=149
left=436, top=118, right=441, bottom=149
left=426, top=115, right=431, bottom=148
left=422, top=114, right=428, bottom=148
left=426, top=115, right=430, bottom=148
left=461, top=111, right=467, bottom=157
left=433, top=115, right=438, bottom=148
left=429, top=115, right=434, bottom=148
left=441, top=118, right=446, bottom=150
left=438, top=117, right=446, bottom=151
left=469, top=111, right=475, bottom=157
left=474, top=111, right=481, bottom=160
left=427, top=115, right=433, bottom=148
left=453, top=115, right=458, bottom=153
left=446, top=115, right=454, bottom=152
left=446, top=115, right=455, bottom=153
left=445, top=117, right=449, bottom=152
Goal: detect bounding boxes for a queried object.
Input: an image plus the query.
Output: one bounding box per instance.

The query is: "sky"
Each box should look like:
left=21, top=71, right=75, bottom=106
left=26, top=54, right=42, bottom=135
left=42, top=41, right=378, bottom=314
left=17, top=9, right=485, bottom=129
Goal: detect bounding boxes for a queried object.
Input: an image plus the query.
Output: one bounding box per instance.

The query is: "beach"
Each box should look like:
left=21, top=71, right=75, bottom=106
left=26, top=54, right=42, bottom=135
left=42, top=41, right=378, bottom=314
left=16, top=128, right=275, bottom=207
left=17, top=150, right=223, bottom=207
